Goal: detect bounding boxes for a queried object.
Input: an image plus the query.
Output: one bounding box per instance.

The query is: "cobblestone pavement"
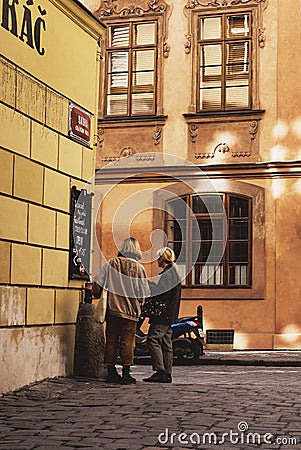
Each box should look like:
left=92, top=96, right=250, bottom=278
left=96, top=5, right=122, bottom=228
left=1, top=362, right=301, bottom=450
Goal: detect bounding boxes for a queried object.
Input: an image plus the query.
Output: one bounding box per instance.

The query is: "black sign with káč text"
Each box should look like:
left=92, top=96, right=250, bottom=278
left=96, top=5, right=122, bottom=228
left=69, top=186, right=93, bottom=280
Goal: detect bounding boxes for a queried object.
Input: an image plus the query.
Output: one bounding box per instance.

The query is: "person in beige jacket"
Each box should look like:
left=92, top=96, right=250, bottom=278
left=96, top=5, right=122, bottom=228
left=94, top=238, right=149, bottom=384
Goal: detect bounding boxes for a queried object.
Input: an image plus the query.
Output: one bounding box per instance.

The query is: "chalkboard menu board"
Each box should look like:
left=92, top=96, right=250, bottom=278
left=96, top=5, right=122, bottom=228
left=69, top=186, right=93, bottom=280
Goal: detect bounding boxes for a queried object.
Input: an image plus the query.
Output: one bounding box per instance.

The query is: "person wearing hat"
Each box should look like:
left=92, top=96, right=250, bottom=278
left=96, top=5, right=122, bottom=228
left=143, top=247, right=182, bottom=383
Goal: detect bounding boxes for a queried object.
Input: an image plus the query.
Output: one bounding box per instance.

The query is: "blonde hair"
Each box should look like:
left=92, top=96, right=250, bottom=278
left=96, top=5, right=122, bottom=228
left=119, top=237, right=142, bottom=260
left=156, top=247, right=175, bottom=263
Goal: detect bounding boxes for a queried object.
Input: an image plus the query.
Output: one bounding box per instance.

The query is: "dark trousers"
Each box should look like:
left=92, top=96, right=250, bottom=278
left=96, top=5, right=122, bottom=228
left=147, top=323, right=173, bottom=375
left=104, top=316, right=137, bottom=366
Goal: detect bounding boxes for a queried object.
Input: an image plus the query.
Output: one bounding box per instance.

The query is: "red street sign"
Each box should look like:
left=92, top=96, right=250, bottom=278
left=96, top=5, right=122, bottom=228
left=68, top=103, right=91, bottom=146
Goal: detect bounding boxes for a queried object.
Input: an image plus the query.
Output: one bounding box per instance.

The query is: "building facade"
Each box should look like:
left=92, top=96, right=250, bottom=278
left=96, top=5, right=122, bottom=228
left=0, top=0, right=105, bottom=393
left=89, top=0, right=301, bottom=351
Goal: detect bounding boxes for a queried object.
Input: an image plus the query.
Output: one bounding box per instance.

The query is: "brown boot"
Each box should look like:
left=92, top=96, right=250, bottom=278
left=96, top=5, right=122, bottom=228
left=106, top=365, right=123, bottom=384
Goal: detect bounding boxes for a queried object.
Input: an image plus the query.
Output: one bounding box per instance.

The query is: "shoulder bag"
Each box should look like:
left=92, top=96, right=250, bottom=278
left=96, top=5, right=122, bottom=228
left=141, top=296, right=167, bottom=318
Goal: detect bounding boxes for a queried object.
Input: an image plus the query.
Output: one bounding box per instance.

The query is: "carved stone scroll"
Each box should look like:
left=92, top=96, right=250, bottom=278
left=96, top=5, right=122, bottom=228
left=189, top=123, right=198, bottom=143
left=249, top=121, right=259, bottom=140
left=153, top=126, right=162, bottom=145
left=97, top=127, right=104, bottom=148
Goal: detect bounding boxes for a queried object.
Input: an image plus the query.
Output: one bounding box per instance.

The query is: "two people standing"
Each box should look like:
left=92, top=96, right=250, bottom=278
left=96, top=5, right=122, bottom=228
left=94, top=238, right=181, bottom=385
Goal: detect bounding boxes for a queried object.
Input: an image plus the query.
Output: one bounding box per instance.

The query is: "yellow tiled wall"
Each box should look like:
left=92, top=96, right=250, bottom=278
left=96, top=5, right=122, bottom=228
left=31, top=123, right=59, bottom=168
left=0, top=0, right=105, bottom=394
left=0, top=93, right=94, bottom=391
left=0, top=94, right=91, bottom=294
left=27, top=289, right=55, bottom=325
left=44, top=168, right=70, bottom=211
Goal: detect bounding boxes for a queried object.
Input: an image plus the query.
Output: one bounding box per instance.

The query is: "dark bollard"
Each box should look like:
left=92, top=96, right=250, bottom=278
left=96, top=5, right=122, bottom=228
left=197, top=305, right=203, bottom=329
left=73, top=302, right=107, bottom=379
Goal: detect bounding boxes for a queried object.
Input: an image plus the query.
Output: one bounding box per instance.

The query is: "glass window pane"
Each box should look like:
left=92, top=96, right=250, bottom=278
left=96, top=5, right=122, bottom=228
left=200, top=78, right=222, bottom=89
left=203, top=264, right=223, bottom=285
left=133, top=50, right=155, bottom=71
left=131, top=93, right=154, bottom=115
left=192, top=196, right=204, bottom=214
left=193, top=264, right=223, bottom=285
left=226, top=73, right=249, bottom=86
left=229, top=242, right=248, bottom=263
left=200, top=17, right=221, bottom=40
left=109, top=52, right=128, bottom=73
left=133, top=71, right=154, bottom=89
left=134, top=23, right=155, bottom=45
left=200, top=243, right=211, bottom=262
left=192, top=195, right=224, bottom=214
left=107, top=94, right=128, bottom=115
left=107, top=73, right=128, bottom=93
left=192, top=219, right=212, bottom=241
left=192, top=219, right=223, bottom=244
left=209, top=241, right=224, bottom=263
left=227, top=42, right=249, bottom=74
left=200, top=45, right=222, bottom=72
left=202, top=65, right=222, bottom=78
left=227, top=15, right=250, bottom=38
left=200, top=88, right=222, bottom=110
left=229, top=196, right=249, bottom=218
left=229, top=220, right=248, bottom=240
left=110, top=25, right=130, bottom=47
left=167, top=198, right=187, bottom=219
left=226, top=86, right=249, bottom=109
left=229, top=264, right=248, bottom=285
left=212, top=218, right=225, bottom=241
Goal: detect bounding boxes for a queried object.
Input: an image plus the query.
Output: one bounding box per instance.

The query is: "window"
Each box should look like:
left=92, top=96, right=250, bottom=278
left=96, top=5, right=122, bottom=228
left=106, top=22, right=157, bottom=116
left=198, top=13, right=252, bottom=111
left=166, top=193, right=252, bottom=287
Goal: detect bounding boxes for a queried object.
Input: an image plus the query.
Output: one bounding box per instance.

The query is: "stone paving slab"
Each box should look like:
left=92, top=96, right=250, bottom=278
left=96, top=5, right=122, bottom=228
left=0, top=364, right=301, bottom=449
left=196, top=351, right=301, bottom=366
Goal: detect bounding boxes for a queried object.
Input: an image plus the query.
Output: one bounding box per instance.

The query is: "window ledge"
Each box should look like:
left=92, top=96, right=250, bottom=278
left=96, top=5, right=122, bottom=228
left=99, top=115, right=168, bottom=127
left=181, top=286, right=265, bottom=300
left=183, top=110, right=265, bottom=124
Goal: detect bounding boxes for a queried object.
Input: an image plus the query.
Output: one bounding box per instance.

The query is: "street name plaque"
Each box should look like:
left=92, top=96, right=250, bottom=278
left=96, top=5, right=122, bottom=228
left=68, top=103, right=91, bottom=147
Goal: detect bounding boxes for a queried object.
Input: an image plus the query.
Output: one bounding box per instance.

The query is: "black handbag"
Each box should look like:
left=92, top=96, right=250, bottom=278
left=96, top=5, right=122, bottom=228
left=141, top=296, right=167, bottom=318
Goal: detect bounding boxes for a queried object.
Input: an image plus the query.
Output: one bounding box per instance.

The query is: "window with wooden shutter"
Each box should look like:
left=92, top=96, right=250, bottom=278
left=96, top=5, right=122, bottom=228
left=198, top=13, right=251, bottom=111
left=106, top=22, right=157, bottom=117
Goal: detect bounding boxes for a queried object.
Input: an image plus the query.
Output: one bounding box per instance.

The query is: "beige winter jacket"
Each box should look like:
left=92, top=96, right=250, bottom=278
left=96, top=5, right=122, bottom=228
left=94, top=256, right=150, bottom=322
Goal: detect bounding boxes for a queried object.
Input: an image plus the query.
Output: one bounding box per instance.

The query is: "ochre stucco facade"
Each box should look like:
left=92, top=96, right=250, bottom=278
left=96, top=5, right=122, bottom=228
left=87, top=0, right=301, bottom=351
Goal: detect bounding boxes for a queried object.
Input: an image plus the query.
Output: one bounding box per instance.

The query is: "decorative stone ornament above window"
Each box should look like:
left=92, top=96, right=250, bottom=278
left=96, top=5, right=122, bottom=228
left=98, top=0, right=169, bottom=15
left=95, top=0, right=172, bottom=57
